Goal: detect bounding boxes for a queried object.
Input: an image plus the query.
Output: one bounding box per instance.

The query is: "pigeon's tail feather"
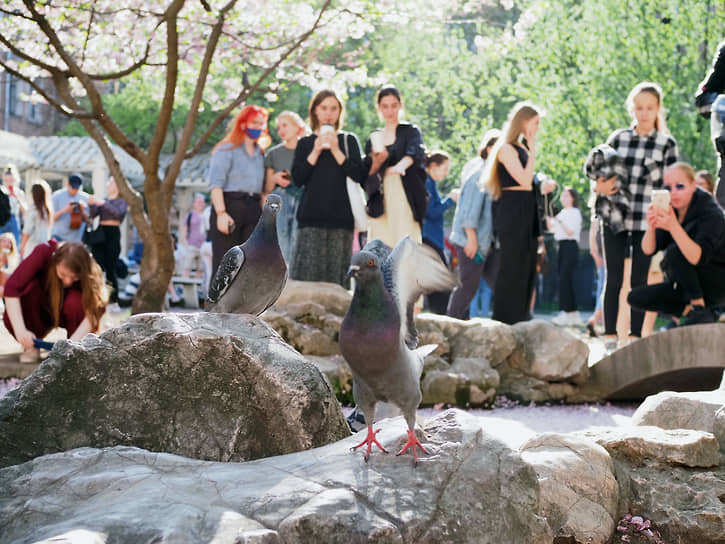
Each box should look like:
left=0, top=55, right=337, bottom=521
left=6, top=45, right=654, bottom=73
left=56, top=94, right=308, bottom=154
left=414, top=344, right=437, bottom=359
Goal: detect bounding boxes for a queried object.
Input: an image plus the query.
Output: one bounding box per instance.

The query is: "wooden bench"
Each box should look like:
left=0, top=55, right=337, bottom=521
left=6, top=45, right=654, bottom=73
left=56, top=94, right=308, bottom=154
left=171, top=276, right=203, bottom=309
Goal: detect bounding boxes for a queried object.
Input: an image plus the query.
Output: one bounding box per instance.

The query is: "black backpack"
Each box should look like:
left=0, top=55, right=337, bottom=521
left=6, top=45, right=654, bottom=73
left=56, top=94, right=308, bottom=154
left=0, top=188, right=11, bottom=227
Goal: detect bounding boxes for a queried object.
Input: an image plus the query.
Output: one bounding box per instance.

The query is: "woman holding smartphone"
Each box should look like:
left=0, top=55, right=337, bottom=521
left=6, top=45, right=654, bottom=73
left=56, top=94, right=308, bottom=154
left=290, top=89, right=365, bottom=287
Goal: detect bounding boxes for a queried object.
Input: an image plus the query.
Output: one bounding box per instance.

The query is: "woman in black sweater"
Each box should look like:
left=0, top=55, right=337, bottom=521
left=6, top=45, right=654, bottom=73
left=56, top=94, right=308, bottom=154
left=291, top=89, right=366, bottom=287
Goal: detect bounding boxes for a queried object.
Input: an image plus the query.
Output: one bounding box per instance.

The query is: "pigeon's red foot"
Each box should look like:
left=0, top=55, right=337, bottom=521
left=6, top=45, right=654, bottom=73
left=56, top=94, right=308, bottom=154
left=351, top=425, right=388, bottom=461
left=396, top=429, right=428, bottom=466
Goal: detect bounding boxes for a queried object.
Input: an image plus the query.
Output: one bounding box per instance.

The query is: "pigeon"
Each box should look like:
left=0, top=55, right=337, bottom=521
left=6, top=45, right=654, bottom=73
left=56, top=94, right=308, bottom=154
left=339, top=236, right=458, bottom=465
left=206, top=193, right=287, bottom=315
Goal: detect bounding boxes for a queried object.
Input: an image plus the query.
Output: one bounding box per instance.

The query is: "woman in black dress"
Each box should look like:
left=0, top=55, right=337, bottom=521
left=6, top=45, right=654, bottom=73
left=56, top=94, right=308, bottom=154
left=291, top=89, right=366, bottom=287
left=481, top=102, right=543, bottom=325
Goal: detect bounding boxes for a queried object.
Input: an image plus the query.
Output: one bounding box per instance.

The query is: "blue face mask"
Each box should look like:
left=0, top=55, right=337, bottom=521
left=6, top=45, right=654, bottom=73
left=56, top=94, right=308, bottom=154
left=245, top=127, right=263, bottom=140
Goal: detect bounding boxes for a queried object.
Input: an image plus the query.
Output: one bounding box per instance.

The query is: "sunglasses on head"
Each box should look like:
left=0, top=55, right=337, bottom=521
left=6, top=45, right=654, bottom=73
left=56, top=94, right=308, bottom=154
left=664, top=184, right=687, bottom=192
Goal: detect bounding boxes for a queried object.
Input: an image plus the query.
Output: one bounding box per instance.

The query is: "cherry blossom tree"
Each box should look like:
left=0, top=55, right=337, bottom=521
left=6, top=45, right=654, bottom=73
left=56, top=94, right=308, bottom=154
left=0, top=0, right=391, bottom=312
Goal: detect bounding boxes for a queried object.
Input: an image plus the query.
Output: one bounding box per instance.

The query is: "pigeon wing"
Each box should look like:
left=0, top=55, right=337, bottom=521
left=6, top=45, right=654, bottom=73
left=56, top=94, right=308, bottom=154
left=207, top=246, right=245, bottom=304
left=383, top=237, right=458, bottom=349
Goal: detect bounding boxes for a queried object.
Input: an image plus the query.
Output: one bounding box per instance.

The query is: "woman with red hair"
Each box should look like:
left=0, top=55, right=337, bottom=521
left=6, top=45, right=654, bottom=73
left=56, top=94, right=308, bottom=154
left=208, top=105, right=271, bottom=276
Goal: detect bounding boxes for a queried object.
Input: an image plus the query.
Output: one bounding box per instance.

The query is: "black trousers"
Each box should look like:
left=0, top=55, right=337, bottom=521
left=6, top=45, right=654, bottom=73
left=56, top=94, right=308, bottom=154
left=602, top=227, right=650, bottom=337
left=209, top=193, right=261, bottom=277
left=447, top=243, right=486, bottom=319
left=492, top=190, right=538, bottom=325
left=90, top=225, right=121, bottom=303
left=557, top=239, right=578, bottom=312
left=715, top=128, right=725, bottom=208
left=422, top=238, right=451, bottom=315
left=628, top=245, right=725, bottom=316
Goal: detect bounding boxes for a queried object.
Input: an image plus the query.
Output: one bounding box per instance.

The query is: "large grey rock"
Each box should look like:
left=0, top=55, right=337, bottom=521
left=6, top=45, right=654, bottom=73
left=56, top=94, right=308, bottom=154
left=507, top=320, right=590, bottom=384
left=575, top=426, right=721, bottom=468
left=0, top=410, right=552, bottom=544
left=612, top=461, right=725, bottom=544
left=520, top=433, right=618, bottom=544
left=0, top=312, right=349, bottom=468
left=631, top=390, right=725, bottom=452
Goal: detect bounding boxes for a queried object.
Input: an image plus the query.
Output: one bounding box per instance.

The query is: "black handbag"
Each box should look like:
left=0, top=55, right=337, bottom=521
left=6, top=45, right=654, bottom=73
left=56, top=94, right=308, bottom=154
left=364, top=173, right=384, bottom=218
left=83, top=217, right=105, bottom=245
left=695, top=90, right=718, bottom=118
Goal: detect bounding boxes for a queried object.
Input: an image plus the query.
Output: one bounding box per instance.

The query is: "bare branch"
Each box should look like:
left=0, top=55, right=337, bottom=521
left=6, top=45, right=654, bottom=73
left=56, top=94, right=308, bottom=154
left=0, top=58, right=95, bottom=118
left=147, top=0, right=186, bottom=164
left=185, top=0, right=334, bottom=158
left=163, top=0, right=239, bottom=188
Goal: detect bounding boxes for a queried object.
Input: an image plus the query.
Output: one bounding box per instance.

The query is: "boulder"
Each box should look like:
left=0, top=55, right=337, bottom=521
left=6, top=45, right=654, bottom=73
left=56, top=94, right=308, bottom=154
left=575, top=426, right=721, bottom=468
left=262, top=303, right=342, bottom=356
left=507, top=320, right=590, bottom=384
left=611, top=461, right=725, bottom=544
left=306, top=354, right=354, bottom=403
left=631, top=389, right=725, bottom=452
left=0, top=410, right=552, bottom=544
left=270, top=279, right=351, bottom=317
left=0, top=312, right=349, bottom=468
left=421, top=357, right=499, bottom=407
left=520, top=433, right=618, bottom=544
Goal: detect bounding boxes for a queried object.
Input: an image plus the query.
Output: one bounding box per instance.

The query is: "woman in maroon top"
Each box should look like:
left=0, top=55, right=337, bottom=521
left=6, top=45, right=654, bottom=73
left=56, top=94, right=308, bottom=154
left=3, top=240, right=107, bottom=363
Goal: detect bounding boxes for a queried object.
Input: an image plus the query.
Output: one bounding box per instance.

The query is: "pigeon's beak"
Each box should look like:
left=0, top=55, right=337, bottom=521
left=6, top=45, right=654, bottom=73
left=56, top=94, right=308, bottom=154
left=346, top=264, right=360, bottom=278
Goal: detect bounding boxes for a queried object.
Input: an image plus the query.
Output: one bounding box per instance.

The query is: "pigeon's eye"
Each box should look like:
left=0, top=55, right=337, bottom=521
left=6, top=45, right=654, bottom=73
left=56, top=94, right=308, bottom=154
left=367, top=259, right=374, bottom=267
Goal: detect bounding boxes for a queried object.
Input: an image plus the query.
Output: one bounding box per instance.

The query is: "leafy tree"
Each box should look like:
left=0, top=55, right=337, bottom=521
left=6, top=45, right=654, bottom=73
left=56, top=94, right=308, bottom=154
left=0, top=0, right=400, bottom=312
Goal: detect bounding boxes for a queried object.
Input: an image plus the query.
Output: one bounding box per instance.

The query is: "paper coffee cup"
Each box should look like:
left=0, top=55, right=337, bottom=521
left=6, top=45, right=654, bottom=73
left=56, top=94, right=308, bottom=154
left=370, top=130, right=385, bottom=153
left=320, top=124, right=334, bottom=148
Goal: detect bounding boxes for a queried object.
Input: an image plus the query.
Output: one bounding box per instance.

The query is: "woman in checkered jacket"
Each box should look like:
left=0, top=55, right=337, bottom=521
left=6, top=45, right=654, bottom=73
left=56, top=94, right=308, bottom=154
left=600, top=82, right=679, bottom=345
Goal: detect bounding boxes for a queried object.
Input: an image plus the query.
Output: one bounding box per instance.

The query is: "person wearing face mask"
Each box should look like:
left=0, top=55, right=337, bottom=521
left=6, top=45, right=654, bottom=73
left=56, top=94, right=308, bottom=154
left=3, top=240, right=108, bottom=363
left=628, top=162, right=725, bottom=326
left=290, top=89, right=366, bottom=287
left=208, top=105, right=271, bottom=277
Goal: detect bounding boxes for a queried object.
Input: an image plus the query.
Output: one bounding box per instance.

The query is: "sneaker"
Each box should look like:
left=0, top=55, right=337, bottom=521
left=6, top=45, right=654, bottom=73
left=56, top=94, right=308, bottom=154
left=565, top=311, right=583, bottom=325
left=19, top=348, right=41, bottom=364
left=682, top=305, right=715, bottom=326
left=551, top=311, right=569, bottom=326
left=107, top=302, right=124, bottom=314
left=603, top=339, right=617, bottom=354
left=659, top=318, right=679, bottom=331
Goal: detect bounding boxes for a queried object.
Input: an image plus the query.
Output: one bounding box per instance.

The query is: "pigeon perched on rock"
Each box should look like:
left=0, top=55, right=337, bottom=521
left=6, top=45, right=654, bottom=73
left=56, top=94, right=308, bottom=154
left=339, top=237, right=458, bottom=465
left=206, top=194, right=287, bottom=315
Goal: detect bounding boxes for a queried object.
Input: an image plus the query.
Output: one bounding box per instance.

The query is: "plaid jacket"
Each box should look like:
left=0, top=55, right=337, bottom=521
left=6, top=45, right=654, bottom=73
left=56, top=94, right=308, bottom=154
left=606, top=127, right=678, bottom=232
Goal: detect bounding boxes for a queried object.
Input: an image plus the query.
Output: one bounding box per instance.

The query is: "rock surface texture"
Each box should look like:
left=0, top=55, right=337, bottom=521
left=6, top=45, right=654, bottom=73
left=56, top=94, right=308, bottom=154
left=0, top=312, right=349, bottom=468
left=0, top=410, right=553, bottom=544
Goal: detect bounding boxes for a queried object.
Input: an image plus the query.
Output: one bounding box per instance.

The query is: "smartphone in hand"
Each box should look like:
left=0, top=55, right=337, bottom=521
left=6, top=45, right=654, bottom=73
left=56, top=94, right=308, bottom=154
left=651, top=189, right=670, bottom=210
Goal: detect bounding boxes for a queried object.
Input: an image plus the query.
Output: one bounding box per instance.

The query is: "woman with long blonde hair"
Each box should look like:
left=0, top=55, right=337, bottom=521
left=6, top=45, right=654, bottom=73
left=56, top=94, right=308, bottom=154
left=480, top=101, right=543, bottom=324
left=3, top=240, right=108, bottom=363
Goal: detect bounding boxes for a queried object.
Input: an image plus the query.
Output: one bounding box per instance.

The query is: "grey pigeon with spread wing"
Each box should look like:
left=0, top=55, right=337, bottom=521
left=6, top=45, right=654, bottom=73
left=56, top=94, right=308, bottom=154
left=206, top=194, right=287, bottom=315
left=339, top=236, right=458, bottom=465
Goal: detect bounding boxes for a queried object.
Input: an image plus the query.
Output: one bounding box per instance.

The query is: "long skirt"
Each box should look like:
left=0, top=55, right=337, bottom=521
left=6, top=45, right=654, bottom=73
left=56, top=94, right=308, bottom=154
left=291, top=226, right=353, bottom=288
left=367, top=173, right=421, bottom=248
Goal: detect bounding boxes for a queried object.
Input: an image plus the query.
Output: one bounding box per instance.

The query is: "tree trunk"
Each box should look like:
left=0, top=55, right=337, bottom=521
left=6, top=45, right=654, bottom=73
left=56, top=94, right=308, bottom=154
left=129, top=171, right=176, bottom=315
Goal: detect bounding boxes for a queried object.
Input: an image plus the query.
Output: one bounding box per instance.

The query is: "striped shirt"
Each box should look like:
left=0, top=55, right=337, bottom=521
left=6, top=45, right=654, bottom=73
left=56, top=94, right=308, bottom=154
left=606, top=127, right=678, bottom=232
